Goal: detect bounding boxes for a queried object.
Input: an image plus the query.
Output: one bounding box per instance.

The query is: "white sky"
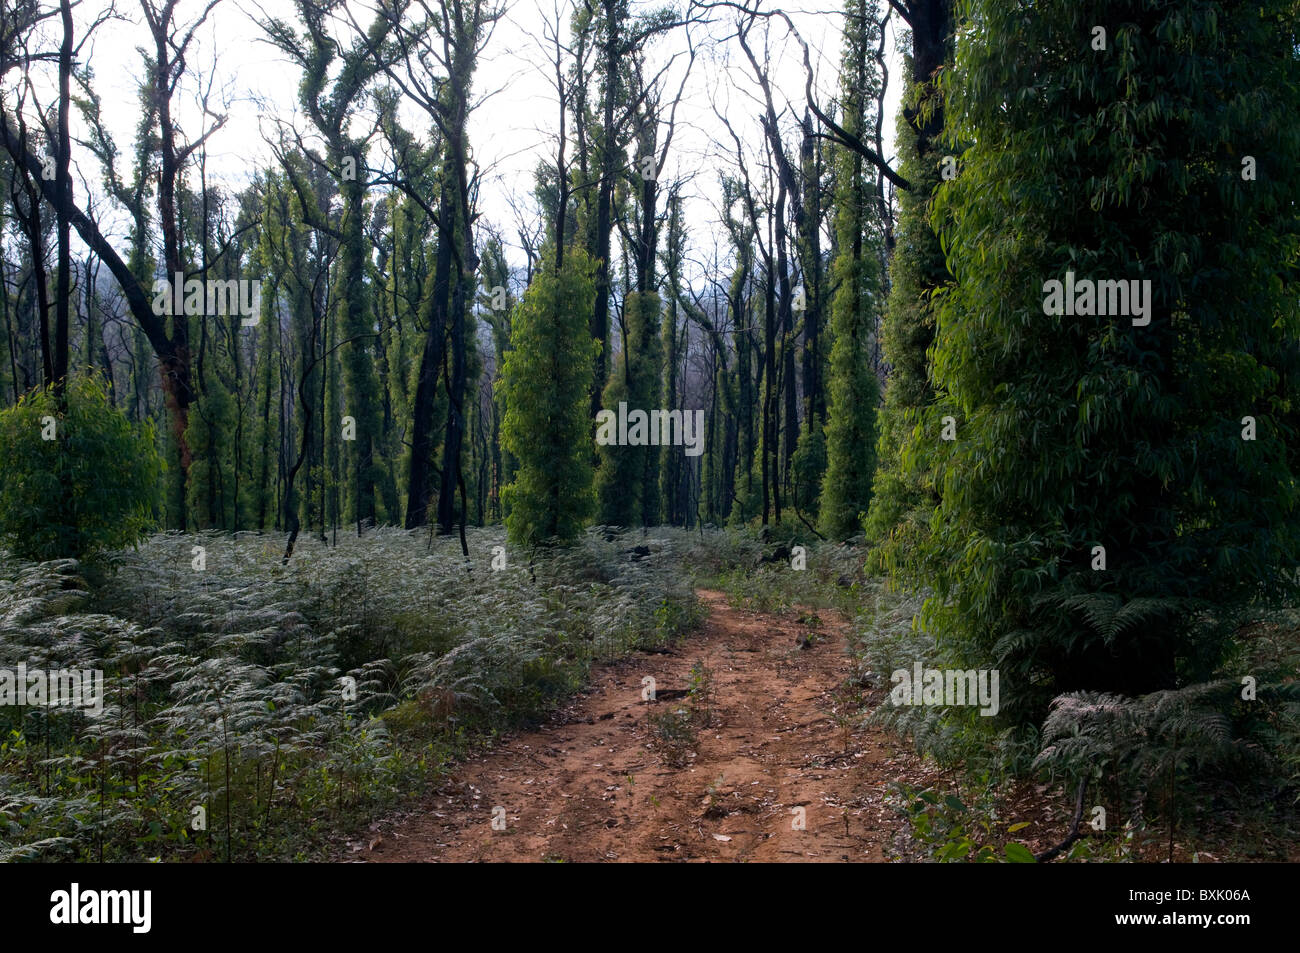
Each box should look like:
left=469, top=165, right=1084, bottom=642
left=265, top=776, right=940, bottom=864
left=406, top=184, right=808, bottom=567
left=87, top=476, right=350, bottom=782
left=16, top=0, right=906, bottom=278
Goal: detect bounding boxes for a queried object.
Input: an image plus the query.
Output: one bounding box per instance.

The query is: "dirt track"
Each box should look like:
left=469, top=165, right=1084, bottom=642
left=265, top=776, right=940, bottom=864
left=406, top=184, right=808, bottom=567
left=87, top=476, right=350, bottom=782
left=356, top=588, right=938, bottom=862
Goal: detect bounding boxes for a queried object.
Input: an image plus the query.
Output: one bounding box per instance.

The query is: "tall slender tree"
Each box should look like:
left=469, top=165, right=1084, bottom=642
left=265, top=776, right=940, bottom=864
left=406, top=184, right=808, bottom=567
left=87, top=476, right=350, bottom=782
left=500, top=249, right=598, bottom=546
left=819, top=0, right=885, bottom=541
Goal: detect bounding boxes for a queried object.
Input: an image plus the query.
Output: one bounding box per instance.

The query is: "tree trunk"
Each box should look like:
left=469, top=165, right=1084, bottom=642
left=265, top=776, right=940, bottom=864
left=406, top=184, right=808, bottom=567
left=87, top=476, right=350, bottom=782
left=404, top=176, right=454, bottom=529
left=52, top=0, right=73, bottom=399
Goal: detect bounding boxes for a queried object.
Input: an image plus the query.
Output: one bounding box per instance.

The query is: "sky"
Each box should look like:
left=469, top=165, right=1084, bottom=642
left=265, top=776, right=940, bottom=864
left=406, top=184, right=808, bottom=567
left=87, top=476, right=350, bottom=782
left=14, top=0, right=907, bottom=279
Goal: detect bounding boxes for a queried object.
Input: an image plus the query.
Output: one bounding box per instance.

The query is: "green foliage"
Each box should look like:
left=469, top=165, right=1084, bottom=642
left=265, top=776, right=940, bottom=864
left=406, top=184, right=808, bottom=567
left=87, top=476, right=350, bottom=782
left=1032, top=681, right=1288, bottom=834
left=687, top=659, right=715, bottom=727
left=0, top=377, right=161, bottom=560
left=819, top=0, right=884, bottom=541
left=596, top=290, right=663, bottom=526
left=791, top=413, right=827, bottom=521
left=890, top=781, right=1036, bottom=863
left=729, top=436, right=764, bottom=527
left=648, top=703, right=696, bottom=767
left=500, top=250, right=599, bottom=546
left=691, top=531, right=866, bottom=619
left=864, top=64, right=945, bottom=567
left=818, top=258, right=881, bottom=541
left=911, top=0, right=1300, bottom=725
left=186, top=364, right=242, bottom=530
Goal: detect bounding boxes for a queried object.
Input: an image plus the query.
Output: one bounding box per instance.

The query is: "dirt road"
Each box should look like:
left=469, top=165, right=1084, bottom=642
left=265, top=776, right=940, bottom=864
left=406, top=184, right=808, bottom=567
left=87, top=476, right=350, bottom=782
left=361, top=589, right=933, bottom=862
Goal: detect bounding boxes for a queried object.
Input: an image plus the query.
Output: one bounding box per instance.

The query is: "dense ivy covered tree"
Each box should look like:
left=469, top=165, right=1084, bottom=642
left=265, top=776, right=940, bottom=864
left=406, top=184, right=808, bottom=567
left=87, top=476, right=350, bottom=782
left=264, top=1, right=395, bottom=533
left=863, top=64, right=945, bottom=565
left=818, top=0, right=885, bottom=541
left=596, top=290, right=662, bottom=527
left=499, top=250, right=599, bottom=546
left=914, top=0, right=1300, bottom=723
left=791, top=411, right=826, bottom=522
left=0, top=376, right=161, bottom=560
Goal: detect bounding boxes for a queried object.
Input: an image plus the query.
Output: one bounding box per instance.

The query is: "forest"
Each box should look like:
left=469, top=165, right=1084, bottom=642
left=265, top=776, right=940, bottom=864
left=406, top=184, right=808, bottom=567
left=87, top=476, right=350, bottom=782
left=0, top=0, right=1297, bottom=871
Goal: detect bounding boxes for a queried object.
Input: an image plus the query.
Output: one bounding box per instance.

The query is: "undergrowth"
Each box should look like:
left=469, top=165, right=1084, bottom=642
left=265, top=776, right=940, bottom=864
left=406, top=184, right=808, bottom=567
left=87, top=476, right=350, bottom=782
left=685, top=525, right=866, bottom=617
left=687, top=529, right=1300, bottom=861
left=851, top=574, right=1300, bottom=862
left=0, top=526, right=704, bottom=861
left=4, top=525, right=1295, bottom=863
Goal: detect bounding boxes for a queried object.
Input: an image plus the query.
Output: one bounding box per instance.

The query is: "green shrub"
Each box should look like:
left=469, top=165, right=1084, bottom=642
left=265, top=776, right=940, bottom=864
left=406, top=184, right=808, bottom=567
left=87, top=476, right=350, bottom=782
left=0, top=376, right=161, bottom=560
left=889, top=781, right=1036, bottom=863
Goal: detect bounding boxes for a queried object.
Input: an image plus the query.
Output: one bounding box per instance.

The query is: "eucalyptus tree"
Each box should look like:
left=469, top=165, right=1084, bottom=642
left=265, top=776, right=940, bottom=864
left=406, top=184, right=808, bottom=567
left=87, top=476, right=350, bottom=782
left=259, top=158, right=342, bottom=560
left=917, top=0, right=1300, bottom=722
left=262, top=0, right=396, bottom=532
left=366, top=0, right=502, bottom=540
left=499, top=0, right=596, bottom=546
left=658, top=187, right=692, bottom=526
left=818, top=0, right=885, bottom=541
left=863, top=55, right=944, bottom=557
left=738, top=15, right=799, bottom=519
left=793, top=116, right=832, bottom=532
left=597, top=30, right=692, bottom=528
left=1, top=0, right=218, bottom=528
left=499, top=248, right=598, bottom=547
left=580, top=0, right=693, bottom=427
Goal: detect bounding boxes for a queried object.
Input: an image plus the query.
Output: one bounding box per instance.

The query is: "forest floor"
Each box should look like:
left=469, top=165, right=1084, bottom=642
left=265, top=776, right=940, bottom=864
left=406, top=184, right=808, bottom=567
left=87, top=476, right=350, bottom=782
left=352, top=588, right=941, bottom=862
